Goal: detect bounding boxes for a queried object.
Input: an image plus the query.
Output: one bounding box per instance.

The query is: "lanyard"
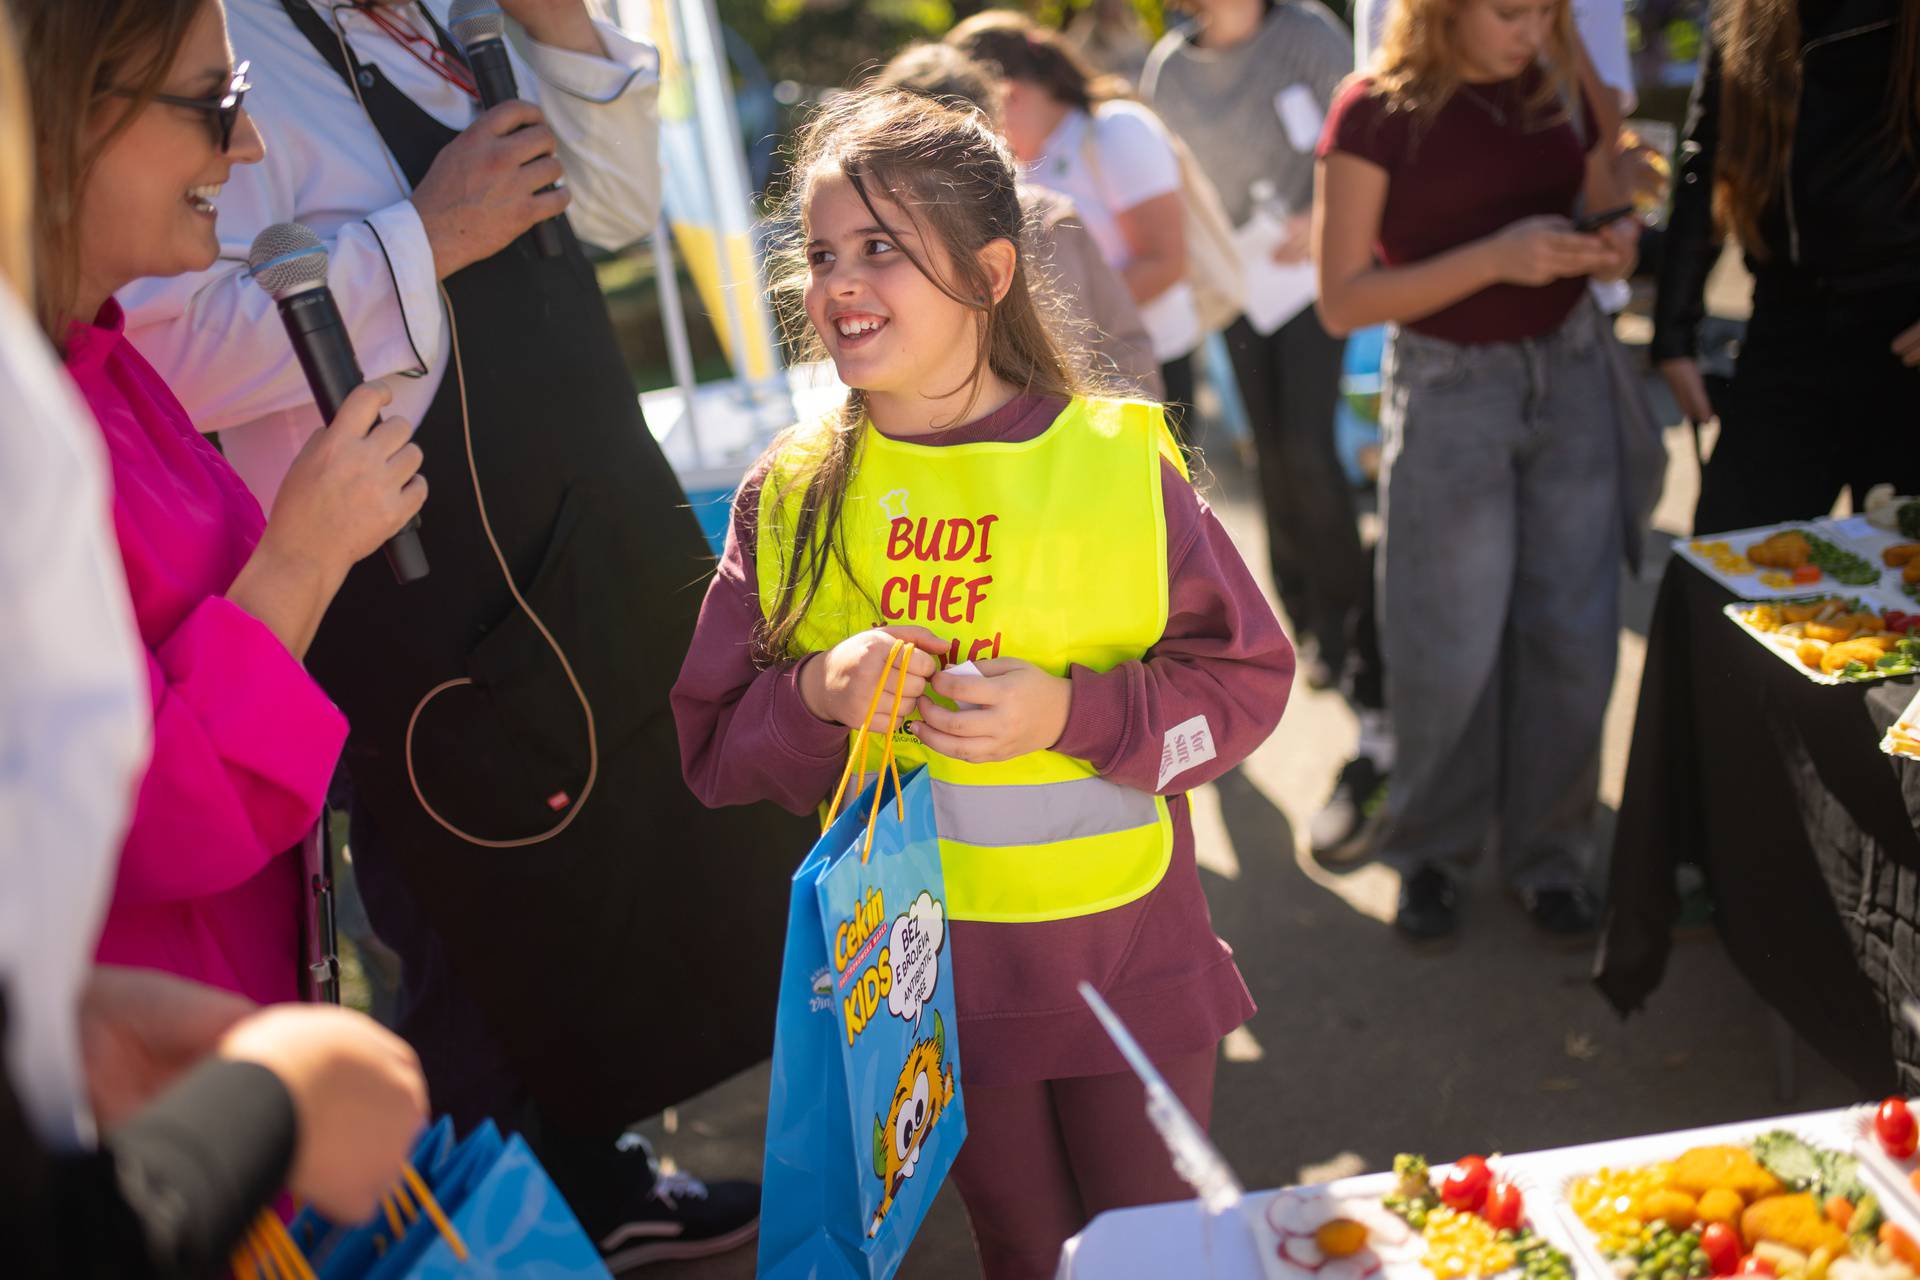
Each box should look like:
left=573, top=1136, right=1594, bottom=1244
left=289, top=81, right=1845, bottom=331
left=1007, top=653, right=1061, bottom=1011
left=346, top=1, right=478, bottom=99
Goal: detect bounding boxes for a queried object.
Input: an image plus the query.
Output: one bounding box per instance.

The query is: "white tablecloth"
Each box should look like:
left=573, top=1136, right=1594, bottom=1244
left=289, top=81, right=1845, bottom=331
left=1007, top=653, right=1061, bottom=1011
left=1055, top=1106, right=1879, bottom=1280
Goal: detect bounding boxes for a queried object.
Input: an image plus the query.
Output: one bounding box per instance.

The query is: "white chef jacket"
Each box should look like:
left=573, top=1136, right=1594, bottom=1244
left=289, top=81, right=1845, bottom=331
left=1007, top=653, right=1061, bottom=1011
left=119, top=0, right=663, bottom=509
left=1352, top=0, right=1636, bottom=113
left=0, top=282, right=150, bottom=1153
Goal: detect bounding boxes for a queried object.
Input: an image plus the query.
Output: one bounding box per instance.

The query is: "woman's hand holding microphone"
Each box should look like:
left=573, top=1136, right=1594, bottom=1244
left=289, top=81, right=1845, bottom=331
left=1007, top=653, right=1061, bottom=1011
left=229, top=381, right=427, bottom=658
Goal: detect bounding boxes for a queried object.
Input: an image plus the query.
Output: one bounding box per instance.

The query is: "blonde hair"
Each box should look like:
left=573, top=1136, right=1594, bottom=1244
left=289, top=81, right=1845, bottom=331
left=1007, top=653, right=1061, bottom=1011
left=0, top=3, right=32, bottom=302
left=1372, top=0, right=1580, bottom=131
left=757, top=87, right=1083, bottom=661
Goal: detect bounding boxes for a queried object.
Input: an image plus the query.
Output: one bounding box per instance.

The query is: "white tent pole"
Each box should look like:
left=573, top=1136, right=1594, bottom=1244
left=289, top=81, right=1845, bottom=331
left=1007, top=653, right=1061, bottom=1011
left=649, top=223, right=704, bottom=470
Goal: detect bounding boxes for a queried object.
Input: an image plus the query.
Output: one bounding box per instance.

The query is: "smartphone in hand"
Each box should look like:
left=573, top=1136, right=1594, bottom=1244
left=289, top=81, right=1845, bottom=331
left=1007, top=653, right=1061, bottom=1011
left=1574, top=205, right=1636, bottom=234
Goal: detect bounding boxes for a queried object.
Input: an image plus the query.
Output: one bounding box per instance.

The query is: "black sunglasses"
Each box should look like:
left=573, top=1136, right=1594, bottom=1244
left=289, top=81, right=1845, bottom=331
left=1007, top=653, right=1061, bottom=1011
left=127, top=61, right=252, bottom=153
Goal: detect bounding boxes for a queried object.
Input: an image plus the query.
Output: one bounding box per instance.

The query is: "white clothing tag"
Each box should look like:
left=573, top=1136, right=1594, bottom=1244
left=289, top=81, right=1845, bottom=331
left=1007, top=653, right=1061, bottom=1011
left=1276, top=84, right=1325, bottom=153
left=1157, top=715, right=1219, bottom=790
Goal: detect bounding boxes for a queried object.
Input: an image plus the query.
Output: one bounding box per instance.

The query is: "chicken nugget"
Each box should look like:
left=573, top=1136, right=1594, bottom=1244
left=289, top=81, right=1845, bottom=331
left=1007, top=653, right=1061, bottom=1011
left=1807, top=620, right=1859, bottom=643
left=1741, top=1193, right=1846, bottom=1254
left=1783, top=602, right=1827, bottom=624
left=1823, top=639, right=1886, bottom=674
left=1797, top=640, right=1828, bottom=671
left=1697, top=1188, right=1745, bottom=1226
left=1668, top=1146, right=1785, bottom=1200
left=1905, top=557, right=1920, bottom=585
left=1884, top=544, right=1920, bottom=567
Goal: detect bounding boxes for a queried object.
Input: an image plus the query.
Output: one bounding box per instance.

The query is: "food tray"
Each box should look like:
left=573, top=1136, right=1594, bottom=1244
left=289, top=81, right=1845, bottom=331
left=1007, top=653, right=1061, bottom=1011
left=1541, top=1113, right=1920, bottom=1280
left=1846, top=1102, right=1920, bottom=1216
left=1883, top=690, right=1920, bottom=761
left=1724, top=595, right=1920, bottom=686
left=1245, top=1163, right=1588, bottom=1280
left=1676, top=521, right=1890, bottom=599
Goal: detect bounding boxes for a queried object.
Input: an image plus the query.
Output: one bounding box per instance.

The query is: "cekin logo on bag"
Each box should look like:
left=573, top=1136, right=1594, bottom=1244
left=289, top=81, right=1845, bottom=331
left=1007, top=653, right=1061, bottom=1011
left=833, top=888, right=947, bottom=1050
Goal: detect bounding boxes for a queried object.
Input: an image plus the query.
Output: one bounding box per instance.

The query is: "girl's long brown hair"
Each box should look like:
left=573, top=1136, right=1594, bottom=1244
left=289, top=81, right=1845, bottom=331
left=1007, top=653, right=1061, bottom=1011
left=757, top=87, right=1082, bottom=662
left=0, top=3, right=32, bottom=301
left=1714, top=0, right=1920, bottom=256
left=1372, top=0, right=1580, bottom=132
left=9, top=0, right=208, bottom=345
left=945, top=9, right=1132, bottom=110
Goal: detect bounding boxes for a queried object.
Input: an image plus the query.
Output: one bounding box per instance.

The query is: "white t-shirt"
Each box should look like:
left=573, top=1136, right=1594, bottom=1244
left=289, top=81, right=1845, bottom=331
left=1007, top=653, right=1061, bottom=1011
left=1025, top=101, right=1203, bottom=362
left=0, top=281, right=149, bottom=1153
left=1352, top=0, right=1635, bottom=112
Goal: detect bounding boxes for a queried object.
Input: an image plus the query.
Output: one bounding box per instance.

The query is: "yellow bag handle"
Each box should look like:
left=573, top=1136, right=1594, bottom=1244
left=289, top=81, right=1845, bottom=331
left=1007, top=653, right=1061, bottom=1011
left=822, top=639, right=913, bottom=864
left=230, top=1162, right=468, bottom=1279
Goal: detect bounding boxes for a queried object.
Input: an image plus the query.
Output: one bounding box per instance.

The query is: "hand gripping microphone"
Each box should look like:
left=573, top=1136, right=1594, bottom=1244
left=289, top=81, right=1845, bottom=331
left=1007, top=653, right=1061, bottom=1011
left=448, top=0, right=565, bottom=259
left=248, top=223, right=430, bottom=584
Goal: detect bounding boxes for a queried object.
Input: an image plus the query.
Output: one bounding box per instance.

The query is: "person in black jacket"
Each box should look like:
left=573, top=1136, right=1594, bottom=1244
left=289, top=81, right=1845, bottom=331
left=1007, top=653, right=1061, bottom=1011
left=1653, top=0, right=1920, bottom=533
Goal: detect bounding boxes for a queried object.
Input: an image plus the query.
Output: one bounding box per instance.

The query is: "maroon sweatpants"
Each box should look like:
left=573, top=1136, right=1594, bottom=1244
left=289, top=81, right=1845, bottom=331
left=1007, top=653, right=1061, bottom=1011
left=947, top=1047, right=1218, bottom=1280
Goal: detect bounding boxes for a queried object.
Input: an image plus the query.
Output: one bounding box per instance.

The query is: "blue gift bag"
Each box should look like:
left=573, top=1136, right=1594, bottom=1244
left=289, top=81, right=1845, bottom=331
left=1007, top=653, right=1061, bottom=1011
left=758, top=757, right=967, bottom=1280
left=285, top=1121, right=608, bottom=1279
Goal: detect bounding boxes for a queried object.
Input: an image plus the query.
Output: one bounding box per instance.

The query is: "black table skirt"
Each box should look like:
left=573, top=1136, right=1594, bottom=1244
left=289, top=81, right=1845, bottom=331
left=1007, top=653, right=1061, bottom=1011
left=1598, top=558, right=1920, bottom=1094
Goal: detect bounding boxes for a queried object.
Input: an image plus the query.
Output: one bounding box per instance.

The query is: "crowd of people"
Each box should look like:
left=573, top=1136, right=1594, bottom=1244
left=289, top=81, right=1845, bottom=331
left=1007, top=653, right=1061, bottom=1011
left=3, top=0, right=1919, bottom=1277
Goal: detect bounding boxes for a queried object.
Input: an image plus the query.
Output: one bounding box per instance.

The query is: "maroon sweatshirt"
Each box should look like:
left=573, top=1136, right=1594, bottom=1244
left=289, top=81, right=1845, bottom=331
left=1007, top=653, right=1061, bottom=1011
left=671, top=394, right=1293, bottom=1084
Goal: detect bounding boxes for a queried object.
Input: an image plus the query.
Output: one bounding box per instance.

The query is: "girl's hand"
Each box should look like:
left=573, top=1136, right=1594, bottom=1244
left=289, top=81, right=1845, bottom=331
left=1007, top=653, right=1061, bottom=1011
left=1592, top=218, right=1641, bottom=283
left=912, top=658, right=1072, bottom=764
left=1487, top=216, right=1613, bottom=286
left=1659, top=357, right=1715, bottom=424
left=262, top=382, right=426, bottom=584
left=1893, top=319, right=1920, bottom=368
left=800, top=626, right=946, bottom=733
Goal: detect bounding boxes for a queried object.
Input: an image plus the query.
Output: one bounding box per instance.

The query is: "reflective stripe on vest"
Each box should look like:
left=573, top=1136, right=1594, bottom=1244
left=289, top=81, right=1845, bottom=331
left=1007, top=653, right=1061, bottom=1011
left=758, top=397, right=1187, bottom=923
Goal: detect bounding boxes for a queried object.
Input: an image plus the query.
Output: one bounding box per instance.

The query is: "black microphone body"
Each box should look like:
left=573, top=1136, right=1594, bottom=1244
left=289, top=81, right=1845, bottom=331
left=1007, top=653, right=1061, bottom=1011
left=464, top=34, right=565, bottom=259
left=276, top=288, right=430, bottom=583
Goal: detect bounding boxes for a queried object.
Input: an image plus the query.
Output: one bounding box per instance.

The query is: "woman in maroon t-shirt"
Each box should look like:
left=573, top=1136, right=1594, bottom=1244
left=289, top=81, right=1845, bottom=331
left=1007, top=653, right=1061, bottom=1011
left=1311, top=0, right=1636, bottom=943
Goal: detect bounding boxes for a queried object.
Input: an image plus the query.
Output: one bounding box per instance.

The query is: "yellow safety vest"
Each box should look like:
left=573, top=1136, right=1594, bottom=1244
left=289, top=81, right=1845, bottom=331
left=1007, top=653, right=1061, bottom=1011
left=756, top=396, right=1186, bottom=923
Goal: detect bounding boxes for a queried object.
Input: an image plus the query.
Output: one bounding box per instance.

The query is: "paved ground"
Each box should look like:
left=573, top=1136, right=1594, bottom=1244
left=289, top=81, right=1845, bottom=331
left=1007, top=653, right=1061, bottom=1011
left=635, top=280, right=1865, bottom=1278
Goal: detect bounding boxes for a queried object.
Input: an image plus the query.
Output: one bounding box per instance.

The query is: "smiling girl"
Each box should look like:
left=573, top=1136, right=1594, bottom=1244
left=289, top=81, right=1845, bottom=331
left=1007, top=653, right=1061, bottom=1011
left=671, top=89, right=1293, bottom=1278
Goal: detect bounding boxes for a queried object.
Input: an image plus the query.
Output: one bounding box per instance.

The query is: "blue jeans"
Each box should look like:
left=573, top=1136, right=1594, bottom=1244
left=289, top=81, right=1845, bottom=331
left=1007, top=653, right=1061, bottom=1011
left=1375, top=302, right=1621, bottom=890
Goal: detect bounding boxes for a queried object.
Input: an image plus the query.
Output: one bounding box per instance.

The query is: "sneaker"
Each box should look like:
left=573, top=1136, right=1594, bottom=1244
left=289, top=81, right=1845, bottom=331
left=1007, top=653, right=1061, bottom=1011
left=1308, top=756, right=1389, bottom=864
left=596, top=1169, right=761, bottom=1272
left=1394, top=865, right=1458, bottom=942
left=1522, top=886, right=1599, bottom=943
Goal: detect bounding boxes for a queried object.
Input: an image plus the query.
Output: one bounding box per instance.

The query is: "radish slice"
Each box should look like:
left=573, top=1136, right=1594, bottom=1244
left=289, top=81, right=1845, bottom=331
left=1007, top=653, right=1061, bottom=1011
left=1269, top=1195, right=1324, bottom=1236
left=1282, top=1235, right=1327, bottom=1270
left=1320, top=1254, right=1374, bottom=1280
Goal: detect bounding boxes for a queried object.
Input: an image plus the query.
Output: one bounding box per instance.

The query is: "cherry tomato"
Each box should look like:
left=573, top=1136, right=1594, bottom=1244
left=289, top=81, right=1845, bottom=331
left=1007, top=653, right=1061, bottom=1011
left=1792, top=565, right=1823, bottom=584
left=1700, top=1223, right=1741, bottom=1276
left=1737, top=1255, right=1777, bottom=1277
left=1877, top=1097, right=1918, bottom=1159
left=1481, top=1180, right=1524, bottom=1230
left=1439, top=1155, right=1492, bottom=1211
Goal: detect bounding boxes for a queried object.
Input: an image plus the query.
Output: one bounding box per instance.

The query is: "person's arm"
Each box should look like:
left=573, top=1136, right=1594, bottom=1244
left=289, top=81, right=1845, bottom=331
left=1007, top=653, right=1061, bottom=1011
left=1651, top=37, right=1725, bottom=421
left=671, top=465, right=862, bottom=815
left=2, top=988, right=298, bottom=1280
left=1047, top=463, right=1295, bottom=795
left=1314, top=152, right=1614, bottom=334
left=1115, top=191, right=1188, bottom=306
left=1091, top=109, right=1188, bottom=306
left=505, top=0, right=664, bottom=253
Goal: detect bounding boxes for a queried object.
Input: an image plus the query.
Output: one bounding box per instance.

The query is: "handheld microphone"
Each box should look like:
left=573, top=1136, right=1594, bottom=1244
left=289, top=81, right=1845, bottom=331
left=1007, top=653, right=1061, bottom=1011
left=448, top=0, right=565, bottom=259
left=248, top=223, right=430, bottom=585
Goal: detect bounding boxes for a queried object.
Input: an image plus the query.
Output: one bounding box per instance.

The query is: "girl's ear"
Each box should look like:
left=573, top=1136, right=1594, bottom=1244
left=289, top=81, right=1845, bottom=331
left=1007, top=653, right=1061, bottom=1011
left=976, top=237, right=1018, bottom=306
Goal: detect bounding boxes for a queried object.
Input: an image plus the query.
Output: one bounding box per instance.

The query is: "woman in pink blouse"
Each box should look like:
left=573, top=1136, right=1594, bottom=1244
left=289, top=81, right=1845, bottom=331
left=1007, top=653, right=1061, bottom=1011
left=22, top=0, right=426, bottom=1005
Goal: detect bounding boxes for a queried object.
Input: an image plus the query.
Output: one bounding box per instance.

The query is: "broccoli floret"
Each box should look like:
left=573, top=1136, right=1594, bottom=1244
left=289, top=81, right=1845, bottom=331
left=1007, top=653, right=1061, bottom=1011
left=1900, top=501, right=1920, bottom=541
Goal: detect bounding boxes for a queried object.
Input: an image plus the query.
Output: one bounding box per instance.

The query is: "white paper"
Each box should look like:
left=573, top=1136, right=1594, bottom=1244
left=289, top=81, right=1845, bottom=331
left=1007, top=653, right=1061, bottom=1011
left=1275, top=84, right=1325, bottom=153
left=1157, top=715, right=1219, bottom=790
left=1233, top=212, right=1318, bottom=337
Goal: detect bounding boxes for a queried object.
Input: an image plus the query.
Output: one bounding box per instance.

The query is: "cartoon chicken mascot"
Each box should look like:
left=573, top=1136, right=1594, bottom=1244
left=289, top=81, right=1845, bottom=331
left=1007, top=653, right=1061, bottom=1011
left=869, top=1011, right=956, bottom=1238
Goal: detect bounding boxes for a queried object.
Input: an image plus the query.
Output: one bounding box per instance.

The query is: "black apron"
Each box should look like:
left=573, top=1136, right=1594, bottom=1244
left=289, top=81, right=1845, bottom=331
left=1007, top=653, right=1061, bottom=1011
left=284, top=2, right=806, bottom=1131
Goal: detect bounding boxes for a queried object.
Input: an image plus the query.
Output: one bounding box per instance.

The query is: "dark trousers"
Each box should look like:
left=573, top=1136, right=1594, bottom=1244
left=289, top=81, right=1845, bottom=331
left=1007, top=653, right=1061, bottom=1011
left=349, top=796, right=647, bottom=1237
left=1696, top=272, right=1920, bottom=533
left=1224, top=309, right=1384, bottom=710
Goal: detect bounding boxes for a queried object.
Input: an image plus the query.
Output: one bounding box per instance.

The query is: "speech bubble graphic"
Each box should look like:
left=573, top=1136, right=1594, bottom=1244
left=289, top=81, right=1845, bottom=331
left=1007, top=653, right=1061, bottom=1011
left=887, top=891, right=945, bottom=1025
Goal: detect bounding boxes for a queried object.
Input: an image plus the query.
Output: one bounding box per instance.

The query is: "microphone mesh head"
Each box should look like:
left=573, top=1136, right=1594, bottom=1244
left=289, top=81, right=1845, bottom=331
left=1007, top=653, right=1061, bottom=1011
left=247, top=223, right=329, bottom=299
left=447, top=0, right=506, bottom=49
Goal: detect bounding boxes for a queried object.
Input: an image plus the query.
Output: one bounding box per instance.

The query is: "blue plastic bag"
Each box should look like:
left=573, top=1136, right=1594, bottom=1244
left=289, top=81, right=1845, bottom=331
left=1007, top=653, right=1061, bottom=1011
left=758, top=762, right=967, bottom=1280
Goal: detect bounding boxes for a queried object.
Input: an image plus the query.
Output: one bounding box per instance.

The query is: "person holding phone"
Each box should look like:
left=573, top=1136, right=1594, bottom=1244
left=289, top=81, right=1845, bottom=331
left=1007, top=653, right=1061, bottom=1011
left=1315, top=0, right=1636, bottom=943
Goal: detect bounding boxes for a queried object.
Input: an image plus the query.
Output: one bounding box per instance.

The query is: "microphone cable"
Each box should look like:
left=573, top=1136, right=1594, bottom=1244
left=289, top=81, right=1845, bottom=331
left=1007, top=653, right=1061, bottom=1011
left=328, top=2, right=598, bottom=848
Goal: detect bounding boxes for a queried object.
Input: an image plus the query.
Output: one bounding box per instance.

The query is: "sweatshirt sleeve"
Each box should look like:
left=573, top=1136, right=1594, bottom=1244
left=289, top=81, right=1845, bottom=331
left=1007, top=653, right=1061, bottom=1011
left=114, top=597, right=347, bottom=907
left=1052, top=461, right=1295, bottom=794
left=1, top=989, right=296, bottom=1280
left=670, top=463, right=851, bottom=815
